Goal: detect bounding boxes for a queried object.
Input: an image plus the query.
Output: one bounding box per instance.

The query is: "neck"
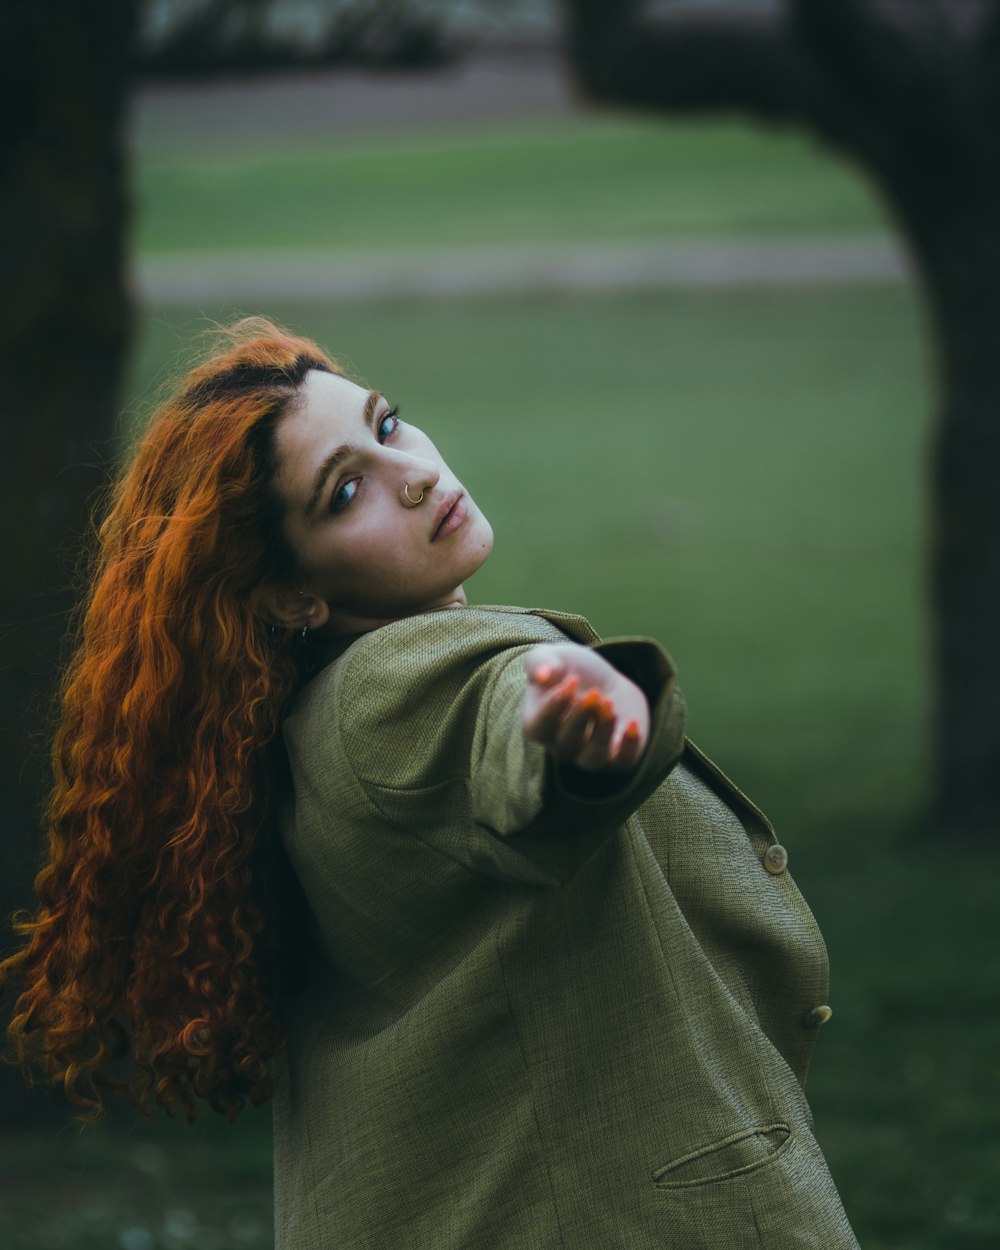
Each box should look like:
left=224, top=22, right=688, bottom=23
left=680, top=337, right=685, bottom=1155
left=320, top=587, right=469, bottom=645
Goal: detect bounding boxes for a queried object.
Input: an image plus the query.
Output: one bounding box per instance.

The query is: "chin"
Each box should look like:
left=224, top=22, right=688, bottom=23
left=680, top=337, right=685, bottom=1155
left=468, top=512, right=494, bottom=561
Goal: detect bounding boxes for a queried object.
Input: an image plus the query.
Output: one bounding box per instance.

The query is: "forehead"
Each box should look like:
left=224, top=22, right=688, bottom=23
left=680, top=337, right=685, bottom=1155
left=277, top=369, right=370, bottom=490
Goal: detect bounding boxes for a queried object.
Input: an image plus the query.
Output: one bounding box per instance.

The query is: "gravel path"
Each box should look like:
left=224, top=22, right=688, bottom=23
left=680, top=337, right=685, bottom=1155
left=131, top=47, right=575, bottom=151
left=136, top=234, right=910, bottom=304
left=133, top=50, right=911, bottom=303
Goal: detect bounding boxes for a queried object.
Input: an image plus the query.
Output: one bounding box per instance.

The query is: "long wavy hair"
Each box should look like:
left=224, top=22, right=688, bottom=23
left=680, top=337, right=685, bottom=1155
left=0, top=318, right=344, bottom=1124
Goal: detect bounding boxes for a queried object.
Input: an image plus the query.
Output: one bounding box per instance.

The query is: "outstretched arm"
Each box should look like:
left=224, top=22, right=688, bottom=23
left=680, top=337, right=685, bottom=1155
left=522, top=641, right=650, bottom=774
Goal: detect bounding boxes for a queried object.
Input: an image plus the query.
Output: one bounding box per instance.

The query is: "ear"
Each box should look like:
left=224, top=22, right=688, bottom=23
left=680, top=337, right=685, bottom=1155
left=256, top=587, right=330, bottom=632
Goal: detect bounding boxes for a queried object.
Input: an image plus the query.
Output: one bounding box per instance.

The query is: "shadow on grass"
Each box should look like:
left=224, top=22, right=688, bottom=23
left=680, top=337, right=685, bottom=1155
left=797, top=812, right=1000, bottom=1250
left=0, top=1097, right=274, bottom=1250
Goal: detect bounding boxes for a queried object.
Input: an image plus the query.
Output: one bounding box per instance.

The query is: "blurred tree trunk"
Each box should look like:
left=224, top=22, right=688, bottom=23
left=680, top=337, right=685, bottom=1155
left=0, top=0, right=135, bottom=1125
left=563, top=0, right=1000, bottom=838
left=911, top=203, right=1000, bottom=839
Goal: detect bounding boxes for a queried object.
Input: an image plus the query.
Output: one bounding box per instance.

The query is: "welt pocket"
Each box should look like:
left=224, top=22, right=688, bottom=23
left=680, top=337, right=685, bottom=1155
left=652, top=1123, right=792, bottom=1189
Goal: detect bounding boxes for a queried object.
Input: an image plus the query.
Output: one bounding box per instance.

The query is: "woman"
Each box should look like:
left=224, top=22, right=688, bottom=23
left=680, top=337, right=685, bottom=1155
left=2, top=320, right=858, bottom=1248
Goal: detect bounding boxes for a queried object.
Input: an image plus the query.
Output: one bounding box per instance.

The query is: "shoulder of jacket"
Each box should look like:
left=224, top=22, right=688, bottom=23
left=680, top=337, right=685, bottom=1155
left=286, top=605, right=598, bottom=730
left=333, top=604, right=596, bottom=673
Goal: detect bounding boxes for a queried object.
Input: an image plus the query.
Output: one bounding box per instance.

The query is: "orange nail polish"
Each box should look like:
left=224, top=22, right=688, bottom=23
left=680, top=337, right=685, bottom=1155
left=580, top=689, right=602, bottom=710
left=535, top=664, right=552, bottom=683
left=624, top=719, right=640, bottom=738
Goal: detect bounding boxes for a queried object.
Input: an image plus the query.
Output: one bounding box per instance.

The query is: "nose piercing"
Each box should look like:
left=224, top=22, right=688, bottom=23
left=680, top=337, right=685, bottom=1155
left=402, top=483, right=424, bottom=506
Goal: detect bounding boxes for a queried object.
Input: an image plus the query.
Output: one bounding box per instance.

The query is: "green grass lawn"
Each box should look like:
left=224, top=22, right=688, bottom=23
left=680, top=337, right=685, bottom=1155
left=131, top=283, right=931, bottom=840
left=134, top=114, right=891, bottom=254
left=5, top=284, right=997, bottom=1249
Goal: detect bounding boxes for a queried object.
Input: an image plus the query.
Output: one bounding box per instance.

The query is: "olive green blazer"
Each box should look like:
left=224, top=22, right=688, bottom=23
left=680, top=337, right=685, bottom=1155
left=272, top=605, right=858, bottom=1249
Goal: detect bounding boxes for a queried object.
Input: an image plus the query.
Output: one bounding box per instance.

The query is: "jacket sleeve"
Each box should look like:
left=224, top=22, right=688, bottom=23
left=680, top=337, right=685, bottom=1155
left=331, top=609, right=687, bottom=885
left=468, top=635, right=686, bottom=828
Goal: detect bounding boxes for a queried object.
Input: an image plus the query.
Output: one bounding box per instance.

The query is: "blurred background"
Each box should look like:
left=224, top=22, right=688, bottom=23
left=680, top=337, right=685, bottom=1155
left=3, top=2, right=999, bottom=1247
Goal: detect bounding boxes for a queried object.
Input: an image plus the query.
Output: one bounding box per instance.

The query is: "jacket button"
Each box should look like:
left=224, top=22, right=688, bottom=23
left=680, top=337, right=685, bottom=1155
left=763, top=843, right=789, bottom=874
left=803, top=1004, right=833, bottom=1027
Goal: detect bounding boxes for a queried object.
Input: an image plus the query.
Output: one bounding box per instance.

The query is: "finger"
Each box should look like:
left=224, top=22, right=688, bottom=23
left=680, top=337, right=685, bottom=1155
left=552, top=686, right=604, bottom=758
left=524, top=674, right=579, bottom=741
left=610, top=718, right=645, bottom=770
left=573, top=696, right=617, bottom=771
left=524, top=645, right=567, bottom=688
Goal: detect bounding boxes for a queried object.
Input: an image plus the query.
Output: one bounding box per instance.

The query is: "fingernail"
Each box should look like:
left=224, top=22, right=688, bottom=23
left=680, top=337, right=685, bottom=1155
left=624, top=719, right=640, bottom=738
left=579, top=688, right=602, bottom=710
left=558, top=675, right=579, bottom=697
left=600, top=697, right=614, bottom=718
left=535, top=664, right=552, bottom=683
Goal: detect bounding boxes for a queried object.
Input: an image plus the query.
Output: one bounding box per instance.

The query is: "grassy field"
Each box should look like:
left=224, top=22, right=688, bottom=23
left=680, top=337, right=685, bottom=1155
left=130, top=283, right=930, bottom=839
left=134, top=114, right=891, bottom=254
left=4, top=110, right=998, bottom=1250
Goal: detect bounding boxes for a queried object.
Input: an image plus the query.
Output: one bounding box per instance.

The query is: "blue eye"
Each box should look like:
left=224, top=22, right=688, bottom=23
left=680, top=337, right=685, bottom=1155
left=331, top=478, right=359, bottom=512
left=329, top=405, right=401, bottom=514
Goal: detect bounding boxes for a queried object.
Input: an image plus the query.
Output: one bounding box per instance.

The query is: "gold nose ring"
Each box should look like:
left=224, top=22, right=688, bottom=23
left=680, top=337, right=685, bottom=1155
left=403, top=483, right=424, bottom=506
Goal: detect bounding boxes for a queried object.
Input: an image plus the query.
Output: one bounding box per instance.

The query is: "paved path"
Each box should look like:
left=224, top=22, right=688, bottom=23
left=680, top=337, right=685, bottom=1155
left=133, top=50, right=912, bottom=303
left=136, top=233, right=911, bottom=304
left=131, top=47, right=575, bottom=151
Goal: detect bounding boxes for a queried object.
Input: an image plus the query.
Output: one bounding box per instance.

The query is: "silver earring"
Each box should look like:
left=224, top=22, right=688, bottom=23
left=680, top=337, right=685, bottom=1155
left=299, top=622, right=309, bottom=642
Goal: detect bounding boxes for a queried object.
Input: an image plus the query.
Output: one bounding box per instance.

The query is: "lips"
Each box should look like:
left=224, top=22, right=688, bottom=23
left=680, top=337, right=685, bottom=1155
left=431, top=490, right=464, bottom=542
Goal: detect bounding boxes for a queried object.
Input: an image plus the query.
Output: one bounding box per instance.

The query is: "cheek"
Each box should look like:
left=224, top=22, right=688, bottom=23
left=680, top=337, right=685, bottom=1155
left=315, top=512, right=419, bottom=586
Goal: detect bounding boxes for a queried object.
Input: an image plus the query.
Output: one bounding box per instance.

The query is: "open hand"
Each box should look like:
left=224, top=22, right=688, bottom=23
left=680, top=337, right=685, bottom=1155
left=522, top=642, right=650, bottom=774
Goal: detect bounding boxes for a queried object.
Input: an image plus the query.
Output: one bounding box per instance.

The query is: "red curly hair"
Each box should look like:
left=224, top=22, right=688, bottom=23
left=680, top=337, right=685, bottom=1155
left=0, top=318, right=344, bottom=1123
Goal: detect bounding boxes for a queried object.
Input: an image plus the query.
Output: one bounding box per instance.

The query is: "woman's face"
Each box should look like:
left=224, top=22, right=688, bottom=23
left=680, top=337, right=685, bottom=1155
left=273, top=369, right=493, bottom=630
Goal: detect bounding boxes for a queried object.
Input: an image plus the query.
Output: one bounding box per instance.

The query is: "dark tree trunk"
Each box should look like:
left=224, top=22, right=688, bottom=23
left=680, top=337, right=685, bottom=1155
left=0, top=0, right=135, bottom=1125
left=810, top=137, right=1000, bottom=839
left=908, top=208, right=1000, bottom=837
left=929, top=319, right=1000, bottom=837
left=562, top=0, right=1000, bottom=838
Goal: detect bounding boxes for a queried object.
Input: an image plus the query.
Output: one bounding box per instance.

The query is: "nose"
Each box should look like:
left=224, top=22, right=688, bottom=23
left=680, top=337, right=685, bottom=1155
left=397, top=453, right=439, bottom=503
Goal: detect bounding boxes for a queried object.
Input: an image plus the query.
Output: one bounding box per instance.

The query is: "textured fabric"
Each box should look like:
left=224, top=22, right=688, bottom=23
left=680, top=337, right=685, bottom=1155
left=272, top=604, right=859, bottom=1249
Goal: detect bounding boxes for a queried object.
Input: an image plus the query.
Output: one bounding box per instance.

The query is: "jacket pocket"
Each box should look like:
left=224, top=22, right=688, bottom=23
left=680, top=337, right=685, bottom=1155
left=652, top=1123, right=792, bottom=1188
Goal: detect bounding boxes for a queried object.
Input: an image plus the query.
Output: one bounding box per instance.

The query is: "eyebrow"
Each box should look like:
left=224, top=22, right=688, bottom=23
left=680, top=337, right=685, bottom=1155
left=303, top=389, right=382, bottom=519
